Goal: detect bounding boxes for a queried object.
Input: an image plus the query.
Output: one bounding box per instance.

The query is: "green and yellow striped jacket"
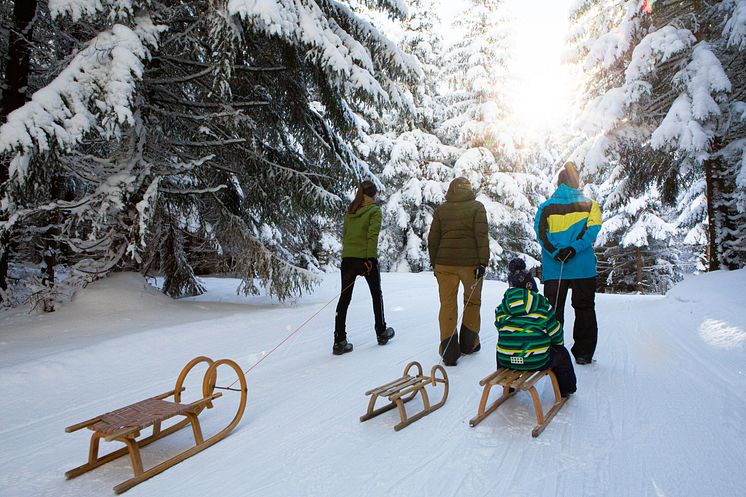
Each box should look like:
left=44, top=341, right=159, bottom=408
left=495, top=288, right=564, bottom=370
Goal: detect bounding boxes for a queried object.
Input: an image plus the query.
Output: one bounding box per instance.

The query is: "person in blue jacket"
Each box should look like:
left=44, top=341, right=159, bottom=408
left=534, top=162, right=602, bottom=365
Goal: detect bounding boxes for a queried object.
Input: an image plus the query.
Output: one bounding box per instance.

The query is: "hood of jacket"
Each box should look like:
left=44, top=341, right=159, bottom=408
left=500, top=288, right=537, bottom=316
left=552, top=183, right=584, bottom=200
left=445, top=177, right=476, bottom=202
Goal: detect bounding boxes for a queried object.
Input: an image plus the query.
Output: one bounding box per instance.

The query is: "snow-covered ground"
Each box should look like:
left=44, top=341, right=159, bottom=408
left=1, top=270, right=745, bottom=497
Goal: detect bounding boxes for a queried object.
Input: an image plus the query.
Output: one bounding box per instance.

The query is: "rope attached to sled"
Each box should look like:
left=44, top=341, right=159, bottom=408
left=221, top=270, right=369, bottom=390
left=554, top=261, right=565, bottom=310
left=438, top=274, right=483, bottom=366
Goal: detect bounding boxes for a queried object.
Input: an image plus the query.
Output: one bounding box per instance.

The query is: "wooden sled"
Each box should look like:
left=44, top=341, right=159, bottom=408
left=469, top=368, right=567, bottom=437
left=360, top=361, right=448, bottom=431
left=65, top=356, right=248, bottom=494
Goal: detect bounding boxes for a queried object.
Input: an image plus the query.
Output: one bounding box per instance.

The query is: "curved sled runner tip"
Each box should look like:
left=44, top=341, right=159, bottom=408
left=360, top=361, right=448, bottom=431
left=64, top=356, right=248, bottom=494
left=469, top=367, right=567, bottom=437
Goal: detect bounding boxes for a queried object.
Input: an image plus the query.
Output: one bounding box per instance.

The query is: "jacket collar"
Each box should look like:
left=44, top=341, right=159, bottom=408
left=553, top=183, right=582, bottom=199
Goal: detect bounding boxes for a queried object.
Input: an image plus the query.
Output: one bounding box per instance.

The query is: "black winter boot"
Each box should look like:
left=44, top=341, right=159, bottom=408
left=333, top=340, right=353, bottom=355
left=377, top=327, right=395, bottom=345
left=459, top=324, right=481, bottom=355
left=439, top=334, right=460, bottom=366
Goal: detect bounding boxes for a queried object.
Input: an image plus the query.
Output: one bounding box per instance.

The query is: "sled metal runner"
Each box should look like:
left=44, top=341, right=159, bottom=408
left=64, top=356, right=248, bottom=494
left=360, top=361, right=448, bottom=431
left=469, top=367, right=567, bottom=437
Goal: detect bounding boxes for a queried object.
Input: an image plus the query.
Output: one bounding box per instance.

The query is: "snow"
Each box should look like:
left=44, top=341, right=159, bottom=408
left=722, top=0, right=746, bottom=49
left=583, top=9, right=637, bottom=71
left=650, top=94, right=710, bottom=153
left=624, top=26, right=694, bottom=82
left=1, top=269, right=745, bottom=497
left=578, top=87, right=627, bottom=135
left=672, top=43, right=730, bottom=121
left=227, top=0, right=419, bottom=104
left=0, top=18, right=162, bottom=156
left=49, top=0, right=135, bottom=21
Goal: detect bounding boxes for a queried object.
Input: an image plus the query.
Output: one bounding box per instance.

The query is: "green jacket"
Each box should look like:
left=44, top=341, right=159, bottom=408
left=342, top=203, right=382, bottom=259
left=495, top=288, right=564, bottom=370
left=428, top=178, right=489, bottom=267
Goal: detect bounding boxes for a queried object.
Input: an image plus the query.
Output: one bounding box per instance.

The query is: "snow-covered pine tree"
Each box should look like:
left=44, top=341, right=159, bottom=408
left=366, top=130, right=459, bottom=271
left=515, top=136, right=564, bottom=268
left=438, top=0, right=514, bottom=157
left=675, top=176, right=709, bottom=271
left=568, top=0, right=746, bottom=271
left=452, top=147, right=535, bottom=276
left=432, top=0, right=538, bottom=275
left=0, top=0, right=37, bottom=302
left=592, top=159, right=681, bottom=293
left=394, top=0, right=443, bottom=131
left=0, top=0, right=419, bottom=307
left=361, top=0, right=460, bottom=272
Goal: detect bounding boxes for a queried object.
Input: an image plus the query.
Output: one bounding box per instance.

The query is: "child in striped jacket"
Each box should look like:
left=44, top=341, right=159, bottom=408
left=495, top=259, right=577, bottom=397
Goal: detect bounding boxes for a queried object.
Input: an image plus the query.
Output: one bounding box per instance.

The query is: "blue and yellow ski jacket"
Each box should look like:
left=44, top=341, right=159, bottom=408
left=534, top=184, right=602, bottom=280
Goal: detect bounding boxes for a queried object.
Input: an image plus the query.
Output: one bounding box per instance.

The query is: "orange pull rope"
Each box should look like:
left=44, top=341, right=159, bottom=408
left=222, top=271, right=367, bottom=390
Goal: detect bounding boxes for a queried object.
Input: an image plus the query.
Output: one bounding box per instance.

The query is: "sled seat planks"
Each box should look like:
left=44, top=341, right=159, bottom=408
left=469, top=367, right=567, bottom=437
left=360, top=361, right=449, bottom=431
left=64, top=356, right=247, bottom=494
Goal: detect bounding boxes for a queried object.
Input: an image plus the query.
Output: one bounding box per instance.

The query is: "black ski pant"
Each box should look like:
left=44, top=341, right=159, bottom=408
left=543, top=276, right=598, bottom=361
left=334, top=258, right=386, bottom=343
left=546, top=345, right=577, bottom=397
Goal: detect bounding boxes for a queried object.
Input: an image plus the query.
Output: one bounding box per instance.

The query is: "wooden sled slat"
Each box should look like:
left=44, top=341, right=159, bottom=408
left=65, top=356, right=248, bottom=494
left=469, top=367, right=567, bottom=437
left=360, top=361, right=448, bottom=431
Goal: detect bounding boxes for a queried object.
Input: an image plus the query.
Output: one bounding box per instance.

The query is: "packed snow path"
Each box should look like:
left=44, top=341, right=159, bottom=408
left=1, top=271, right=744, bottom=497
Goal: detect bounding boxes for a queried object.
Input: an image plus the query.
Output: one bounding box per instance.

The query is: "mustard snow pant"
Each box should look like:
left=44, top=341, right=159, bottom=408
left=434, top=264, right=483, bottom=356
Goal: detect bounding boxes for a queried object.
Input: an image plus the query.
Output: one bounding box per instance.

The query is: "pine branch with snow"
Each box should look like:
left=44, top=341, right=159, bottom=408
left=568, top=0, right=746, bottom=270
left=0, top=0, right=419, bottom=308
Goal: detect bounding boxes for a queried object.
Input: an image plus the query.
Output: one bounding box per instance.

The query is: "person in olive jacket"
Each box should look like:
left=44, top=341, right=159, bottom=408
left=428, top=177, right=489, bottom=366
left=333, top=181, right=395, bottom=355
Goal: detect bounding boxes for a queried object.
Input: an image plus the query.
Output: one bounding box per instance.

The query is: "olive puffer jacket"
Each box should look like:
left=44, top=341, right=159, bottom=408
left=341, top=202, right=382, bottom=259
left=428, top=177, right=489, bottom=267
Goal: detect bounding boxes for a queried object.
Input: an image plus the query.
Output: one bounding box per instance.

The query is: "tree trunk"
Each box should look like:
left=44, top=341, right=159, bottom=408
left=703, top=138, right=721, bottom=271
left=1, top=0, right=38, bottom=301
left=41, top=234, right=57, bottom=312
left=0, top=232, right=8, bottom=299
left=1, top=0, right=37, bottom=132
left=703, top=137, right=737, bottom=271
left=635, top=247, right=644, bottom=293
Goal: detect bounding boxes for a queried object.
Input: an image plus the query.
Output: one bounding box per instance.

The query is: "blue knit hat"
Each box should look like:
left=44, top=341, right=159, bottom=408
left=507, top=258, right=537, bottom=291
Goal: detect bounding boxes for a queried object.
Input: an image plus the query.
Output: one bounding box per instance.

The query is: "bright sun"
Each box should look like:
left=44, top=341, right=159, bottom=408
left=438, top=0, right=576, bottom=140
left=505, top=0, right=575, bottom=138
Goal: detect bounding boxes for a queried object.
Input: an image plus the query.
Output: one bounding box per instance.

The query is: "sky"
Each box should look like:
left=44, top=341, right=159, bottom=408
left=438, top=0, right=577, bottom=137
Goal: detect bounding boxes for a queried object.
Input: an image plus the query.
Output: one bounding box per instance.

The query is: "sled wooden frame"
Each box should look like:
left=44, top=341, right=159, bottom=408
left=64, top=356, right=248, bottom=494
left=469, top=367, right=567, bottom=437
left=360, top=361, right=449, bottom=431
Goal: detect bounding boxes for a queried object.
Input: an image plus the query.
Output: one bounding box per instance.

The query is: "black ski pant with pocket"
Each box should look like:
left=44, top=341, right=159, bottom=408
left=334, top=258, right=386, bottom=343
left=546, top=345, right=577, bottom=397
left=543, top=276, right=598, bottom=361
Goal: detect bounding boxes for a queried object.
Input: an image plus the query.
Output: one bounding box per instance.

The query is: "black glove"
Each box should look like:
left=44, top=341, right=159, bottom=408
left=554, top=247, right=576, bottom=263
left=474, top=265, right=486, bottom=279
left=363, top=258, right=377, bottom=274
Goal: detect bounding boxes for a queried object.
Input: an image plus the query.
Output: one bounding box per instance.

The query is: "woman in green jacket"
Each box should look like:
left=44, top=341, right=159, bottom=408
left=333, top=181, right=395, bottom=355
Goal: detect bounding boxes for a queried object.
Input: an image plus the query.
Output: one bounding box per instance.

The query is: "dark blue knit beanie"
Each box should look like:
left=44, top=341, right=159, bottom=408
left=507, top=258, right=537, bottom=291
